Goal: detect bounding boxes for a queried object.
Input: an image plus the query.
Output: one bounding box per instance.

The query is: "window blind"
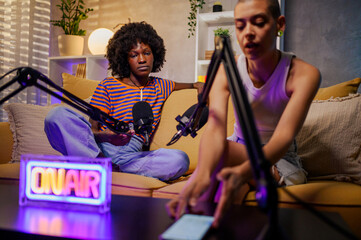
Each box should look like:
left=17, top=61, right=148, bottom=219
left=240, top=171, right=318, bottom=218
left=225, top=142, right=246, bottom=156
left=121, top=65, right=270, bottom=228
left=0, top=0, right=50, bottom=121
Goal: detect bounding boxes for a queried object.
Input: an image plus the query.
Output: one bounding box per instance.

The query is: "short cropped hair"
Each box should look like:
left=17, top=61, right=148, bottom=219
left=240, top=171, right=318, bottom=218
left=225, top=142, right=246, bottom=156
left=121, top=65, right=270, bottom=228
left=106, top=21, right=166, bottom=78
left=238, top=0, right=281, bottom=20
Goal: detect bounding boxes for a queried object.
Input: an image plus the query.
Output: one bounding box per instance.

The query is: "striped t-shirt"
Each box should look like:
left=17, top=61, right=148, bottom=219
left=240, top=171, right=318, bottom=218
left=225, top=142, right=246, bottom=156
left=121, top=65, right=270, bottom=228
left=90, top=76, right=175, bottom=139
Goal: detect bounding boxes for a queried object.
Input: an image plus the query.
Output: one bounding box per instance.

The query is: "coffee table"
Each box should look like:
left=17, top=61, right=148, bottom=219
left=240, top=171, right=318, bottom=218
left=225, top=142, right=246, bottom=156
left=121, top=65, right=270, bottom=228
left=0, top=183, right=355, bottom=239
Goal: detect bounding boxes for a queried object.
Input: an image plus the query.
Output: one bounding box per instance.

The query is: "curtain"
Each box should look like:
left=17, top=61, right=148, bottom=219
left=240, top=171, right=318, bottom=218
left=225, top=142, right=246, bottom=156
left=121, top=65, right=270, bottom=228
left=0, top=0, right=50, bottom=121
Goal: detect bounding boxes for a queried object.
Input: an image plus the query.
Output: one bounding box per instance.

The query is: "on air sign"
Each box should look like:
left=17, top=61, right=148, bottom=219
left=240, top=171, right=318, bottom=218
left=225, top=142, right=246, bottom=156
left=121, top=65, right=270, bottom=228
left=19, top=154, right=111, bottom=213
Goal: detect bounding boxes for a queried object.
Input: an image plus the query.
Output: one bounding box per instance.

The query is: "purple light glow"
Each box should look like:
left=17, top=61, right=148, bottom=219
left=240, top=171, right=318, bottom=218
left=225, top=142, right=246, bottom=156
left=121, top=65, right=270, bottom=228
left=16, top=206, right=112, bottom=239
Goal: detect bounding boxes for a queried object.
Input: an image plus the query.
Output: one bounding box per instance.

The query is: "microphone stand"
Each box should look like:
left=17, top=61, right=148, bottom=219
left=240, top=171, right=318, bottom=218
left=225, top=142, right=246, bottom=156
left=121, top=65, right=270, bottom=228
left=219, top=37, right=282, bottom=240
left=166, top=56, right=215, bottom=146
left=0, top=67, right=129, bottom=134
left=172, top=37, right=282, bottom=239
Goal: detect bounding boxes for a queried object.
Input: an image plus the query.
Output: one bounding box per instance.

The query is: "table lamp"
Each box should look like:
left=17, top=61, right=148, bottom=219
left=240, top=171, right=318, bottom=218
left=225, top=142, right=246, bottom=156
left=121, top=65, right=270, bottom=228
left=88, top=28, right=114, bottom=55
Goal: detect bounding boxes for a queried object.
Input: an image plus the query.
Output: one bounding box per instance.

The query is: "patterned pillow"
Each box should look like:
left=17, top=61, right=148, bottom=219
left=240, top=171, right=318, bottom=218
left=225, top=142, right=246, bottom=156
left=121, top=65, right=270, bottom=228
left=296, top=94, right=361, bottom=184
left=3, top=73, right=95, bottom=163
left=3, top=103, right=62, bottom=162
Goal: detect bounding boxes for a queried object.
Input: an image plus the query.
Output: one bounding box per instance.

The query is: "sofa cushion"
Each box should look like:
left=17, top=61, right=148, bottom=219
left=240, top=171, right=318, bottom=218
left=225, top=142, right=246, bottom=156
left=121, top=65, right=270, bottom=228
left=0, top=163, right=20, bottom=181
left=3, top=99, right=92, bottom=163
left=314, top=77, right=361, bottom=100
left=150, top=89, right=203, bottom=175
left=296, top=94, right=361, bottom=184
left=111, top=172, right=168, bottom=197
left=245, top=181, right=361, bottom=207
left=150, top=89, right=236, bottom=175
left=62, top=72, right=99, bottom=99
left=152, top=180, right=187, bottom=199
left=0, top=122, right=13, bottom=164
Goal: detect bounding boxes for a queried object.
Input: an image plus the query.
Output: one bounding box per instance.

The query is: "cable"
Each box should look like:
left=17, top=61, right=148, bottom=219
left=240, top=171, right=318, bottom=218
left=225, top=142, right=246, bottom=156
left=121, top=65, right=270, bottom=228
left=279, top=187, right=358, bottom=240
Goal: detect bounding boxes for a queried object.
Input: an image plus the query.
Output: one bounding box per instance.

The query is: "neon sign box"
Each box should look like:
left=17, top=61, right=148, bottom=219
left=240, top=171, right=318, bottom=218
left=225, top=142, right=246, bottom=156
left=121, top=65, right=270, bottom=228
left=19, top=154, right=112, bottom=213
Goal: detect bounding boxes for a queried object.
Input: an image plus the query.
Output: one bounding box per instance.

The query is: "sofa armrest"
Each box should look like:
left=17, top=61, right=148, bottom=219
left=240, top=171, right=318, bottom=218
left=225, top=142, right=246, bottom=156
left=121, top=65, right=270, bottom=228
left=0, top=122, right=13, bottom=164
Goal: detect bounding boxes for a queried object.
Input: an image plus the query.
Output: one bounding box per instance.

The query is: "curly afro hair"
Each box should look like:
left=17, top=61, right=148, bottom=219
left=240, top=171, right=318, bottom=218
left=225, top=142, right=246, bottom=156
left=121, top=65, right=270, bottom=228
left=106, top=21, right=166, bottom=78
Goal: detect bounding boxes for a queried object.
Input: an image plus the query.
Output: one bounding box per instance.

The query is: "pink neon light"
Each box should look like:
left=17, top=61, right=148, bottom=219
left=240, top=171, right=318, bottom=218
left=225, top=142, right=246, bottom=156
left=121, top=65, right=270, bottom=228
left=30, top=167, right=101, bottom=199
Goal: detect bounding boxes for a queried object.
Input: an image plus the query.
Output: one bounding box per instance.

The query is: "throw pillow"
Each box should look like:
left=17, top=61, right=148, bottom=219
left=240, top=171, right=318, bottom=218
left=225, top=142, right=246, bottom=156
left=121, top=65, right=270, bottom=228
left=3, top=103, right=62, bottom=162
left=62, top=72, right=100, bottom=100
left=3, top=98, right=92, bottom=163
left=296, top=94, right=361, bottom=184
left=314, top=78, right=361, bottom=100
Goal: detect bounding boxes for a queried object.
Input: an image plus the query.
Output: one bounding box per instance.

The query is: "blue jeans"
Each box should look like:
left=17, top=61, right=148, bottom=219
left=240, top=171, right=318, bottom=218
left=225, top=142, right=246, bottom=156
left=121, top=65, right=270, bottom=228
left=44, top=106, right=189, bottom=181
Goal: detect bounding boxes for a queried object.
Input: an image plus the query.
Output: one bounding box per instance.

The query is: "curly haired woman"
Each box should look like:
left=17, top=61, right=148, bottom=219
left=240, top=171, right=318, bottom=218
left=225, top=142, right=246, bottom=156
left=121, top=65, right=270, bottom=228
left=45, top=22, right=202, bottom=181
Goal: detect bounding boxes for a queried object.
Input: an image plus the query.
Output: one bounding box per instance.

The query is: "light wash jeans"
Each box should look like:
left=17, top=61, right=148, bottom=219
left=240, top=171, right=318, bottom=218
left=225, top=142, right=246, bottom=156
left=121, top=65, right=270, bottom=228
left=227, top=133, right=307, bottom=186
left=44, top=106, right=190, bottom=181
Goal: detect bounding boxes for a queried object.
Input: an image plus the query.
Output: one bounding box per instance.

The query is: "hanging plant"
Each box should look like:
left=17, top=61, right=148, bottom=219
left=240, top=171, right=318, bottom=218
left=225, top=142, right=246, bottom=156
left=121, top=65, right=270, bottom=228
left=187, top=0, right=206, bottom=38
left=50, top=0, right=93, bottom=36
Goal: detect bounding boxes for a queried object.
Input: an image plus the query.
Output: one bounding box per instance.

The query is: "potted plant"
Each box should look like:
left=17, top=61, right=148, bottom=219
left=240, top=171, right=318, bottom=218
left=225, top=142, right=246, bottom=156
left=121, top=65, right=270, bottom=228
left=205, top=27, right=231, bottom=60
left=50, top=0, right=93, bottom=56
left=213, top=27, right=231, bottom=47
left=213, top=27, right=230, bottom=37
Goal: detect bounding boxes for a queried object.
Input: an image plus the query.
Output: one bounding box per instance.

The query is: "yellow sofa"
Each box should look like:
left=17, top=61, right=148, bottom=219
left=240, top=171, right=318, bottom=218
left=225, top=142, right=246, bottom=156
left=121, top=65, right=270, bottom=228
left=1, top=73, right=361, bottom=238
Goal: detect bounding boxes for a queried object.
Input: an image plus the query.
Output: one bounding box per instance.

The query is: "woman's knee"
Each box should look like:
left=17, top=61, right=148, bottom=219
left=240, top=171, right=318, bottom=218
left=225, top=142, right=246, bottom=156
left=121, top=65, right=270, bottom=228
left=171, top=150, right=190, bottom=173
left=45, top=107, right=64, bottom=134
left=45, top=106, right=69, bottom=126
left=44, top=106, right=87, bottom=137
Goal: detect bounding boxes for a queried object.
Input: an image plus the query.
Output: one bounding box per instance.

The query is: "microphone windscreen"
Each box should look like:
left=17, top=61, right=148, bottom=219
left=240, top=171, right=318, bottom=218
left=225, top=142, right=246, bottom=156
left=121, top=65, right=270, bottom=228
left=197, top=106, right=209, bottom=129
left=132, top=101, right=154, bottom=126
left=177, top=104, right=209, bottom=131
left=182, top=104, right=197, bottom=118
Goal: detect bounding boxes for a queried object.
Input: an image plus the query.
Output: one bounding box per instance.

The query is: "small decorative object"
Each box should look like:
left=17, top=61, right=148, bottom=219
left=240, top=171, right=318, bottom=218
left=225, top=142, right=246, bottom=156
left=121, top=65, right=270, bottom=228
left=213, top=1, right=223, bottom=12
left=50, top=0, right=93, bottom=56
left=197, top=75, right=206, bottom=83
left=88, top=28, right=114, bottom=55
left=205, top=50, right=214, bottom=60
left=187, top=0, right=206, bottom=38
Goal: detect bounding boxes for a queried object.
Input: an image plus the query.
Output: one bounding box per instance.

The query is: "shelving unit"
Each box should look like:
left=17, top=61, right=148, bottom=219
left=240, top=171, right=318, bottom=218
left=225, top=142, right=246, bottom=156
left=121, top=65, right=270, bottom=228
left=195, top=10, right=242, bottom=81
left=48, top=55, right=109, bottom=87
left=47, top=55, right=109, bottom=104
left=194, top=0, right=284, bottom=82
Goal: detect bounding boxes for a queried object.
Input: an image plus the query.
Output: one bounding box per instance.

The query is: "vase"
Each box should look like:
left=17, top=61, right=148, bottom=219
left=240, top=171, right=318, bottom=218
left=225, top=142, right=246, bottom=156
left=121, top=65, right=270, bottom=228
left=58, top=35, right=84, bottom=56
left=214, top=35, right=221, bottom=48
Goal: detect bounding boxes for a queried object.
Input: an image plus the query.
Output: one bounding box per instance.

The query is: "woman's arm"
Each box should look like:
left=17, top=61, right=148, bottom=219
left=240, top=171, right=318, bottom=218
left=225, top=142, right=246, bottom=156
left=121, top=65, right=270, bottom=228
left=263, top=58, right=321, bottom=165
left=174, top=82, right=204, bottom=94
left=167, top=65, right=230, bottom=218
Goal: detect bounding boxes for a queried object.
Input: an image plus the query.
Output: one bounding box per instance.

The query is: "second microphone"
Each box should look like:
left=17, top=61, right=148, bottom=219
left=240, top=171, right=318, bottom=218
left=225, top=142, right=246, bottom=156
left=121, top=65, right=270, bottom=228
left=132, top=101, right=154, bottom=146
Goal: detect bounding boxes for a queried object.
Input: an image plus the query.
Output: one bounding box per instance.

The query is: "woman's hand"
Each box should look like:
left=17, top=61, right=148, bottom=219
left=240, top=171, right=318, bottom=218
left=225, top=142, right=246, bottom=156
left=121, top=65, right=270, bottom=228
left=94, top=129, right=135, bottom=146
left=166, top=173, right=211, bottom=220
left=212, top=164, right=247, bottom=228
left=193, top=82, right=205, bottom=95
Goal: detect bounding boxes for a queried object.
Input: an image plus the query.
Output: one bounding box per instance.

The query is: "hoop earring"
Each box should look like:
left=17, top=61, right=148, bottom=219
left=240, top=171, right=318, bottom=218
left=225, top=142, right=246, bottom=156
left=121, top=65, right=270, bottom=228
left=278, top=30, right=284, bottom=37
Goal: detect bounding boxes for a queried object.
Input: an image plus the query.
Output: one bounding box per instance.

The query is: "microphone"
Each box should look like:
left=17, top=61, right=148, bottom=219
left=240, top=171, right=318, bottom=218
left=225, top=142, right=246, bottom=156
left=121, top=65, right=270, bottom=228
left=132, top=101, right=154, bottom=146
left=167, top=104, right=208, bottom=146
